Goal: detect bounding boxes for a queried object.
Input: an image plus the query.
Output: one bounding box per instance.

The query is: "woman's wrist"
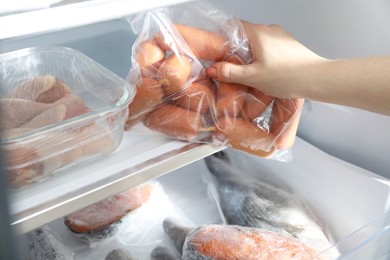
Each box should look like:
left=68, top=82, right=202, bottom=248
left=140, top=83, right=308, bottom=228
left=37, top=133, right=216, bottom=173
left=293, top=58, right=334, bottom=100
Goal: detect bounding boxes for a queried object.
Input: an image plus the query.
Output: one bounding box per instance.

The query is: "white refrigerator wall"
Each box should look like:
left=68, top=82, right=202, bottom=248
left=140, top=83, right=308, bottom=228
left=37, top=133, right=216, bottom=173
left=221, top=0, right=390, bottom=178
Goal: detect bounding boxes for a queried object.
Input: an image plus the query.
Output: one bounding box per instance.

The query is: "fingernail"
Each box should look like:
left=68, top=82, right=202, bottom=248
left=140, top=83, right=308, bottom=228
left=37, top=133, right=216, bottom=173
left=207, top=66, right=218, bottom=79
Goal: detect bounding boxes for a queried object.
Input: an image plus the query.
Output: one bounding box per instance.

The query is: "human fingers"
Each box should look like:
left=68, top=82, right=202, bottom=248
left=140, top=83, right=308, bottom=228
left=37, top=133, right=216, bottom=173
left=206, top=62, right=257, bottom=86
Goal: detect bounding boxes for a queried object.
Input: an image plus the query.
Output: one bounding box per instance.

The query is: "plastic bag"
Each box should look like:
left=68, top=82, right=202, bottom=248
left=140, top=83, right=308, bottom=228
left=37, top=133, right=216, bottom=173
left=182, top=224, right=322, bottom=260
left=125, top=0, right=304, bottom=161
left=24, top=225, right=75, bottom=260
left=23, top=181, right=198, bottom=259
left=63, top=183, right=155, bottom=244
left=200, top=150, right=340, bottom=258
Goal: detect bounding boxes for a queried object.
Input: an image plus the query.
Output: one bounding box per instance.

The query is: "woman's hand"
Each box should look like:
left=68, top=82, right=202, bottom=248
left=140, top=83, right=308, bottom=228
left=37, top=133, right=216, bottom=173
left=207, top=20, right=390, bottom=115
left=206, top=20, right=327, bottom=99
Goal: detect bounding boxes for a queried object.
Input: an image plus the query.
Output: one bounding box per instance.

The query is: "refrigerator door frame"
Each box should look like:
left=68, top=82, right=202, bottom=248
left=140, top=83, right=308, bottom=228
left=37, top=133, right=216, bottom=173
left=0, top=0, right=194, bottom=40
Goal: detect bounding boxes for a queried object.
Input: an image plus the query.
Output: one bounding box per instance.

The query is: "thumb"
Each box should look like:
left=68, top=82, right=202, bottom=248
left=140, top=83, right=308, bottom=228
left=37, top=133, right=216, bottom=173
left=206, top=62, right=252, bottom=85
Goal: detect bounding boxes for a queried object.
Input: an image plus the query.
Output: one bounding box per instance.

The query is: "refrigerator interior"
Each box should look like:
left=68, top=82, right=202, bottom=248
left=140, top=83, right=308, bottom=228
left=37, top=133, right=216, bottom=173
left=1, top=0, right=390, bottom=259
left=17, top=137, right=390, bottom=259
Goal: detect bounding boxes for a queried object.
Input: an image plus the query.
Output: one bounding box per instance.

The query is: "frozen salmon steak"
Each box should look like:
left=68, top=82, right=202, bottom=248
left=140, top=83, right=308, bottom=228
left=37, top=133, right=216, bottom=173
left=182, top=224, right=320, bottom=260
left=64, top=183, right=153, bottom=234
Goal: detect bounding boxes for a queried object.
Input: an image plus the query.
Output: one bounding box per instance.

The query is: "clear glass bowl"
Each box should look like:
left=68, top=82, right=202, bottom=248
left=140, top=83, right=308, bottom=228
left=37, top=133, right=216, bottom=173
left=0, top=46, right=135, bottom=188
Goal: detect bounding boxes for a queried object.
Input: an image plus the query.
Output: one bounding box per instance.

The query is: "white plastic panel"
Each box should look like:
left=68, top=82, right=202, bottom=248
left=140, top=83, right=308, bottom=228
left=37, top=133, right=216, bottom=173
left=299, top=101, right=390, bottom=179
left=222, top=0, right=390, bottom=58
left=0, top=18, right=134, bottom=79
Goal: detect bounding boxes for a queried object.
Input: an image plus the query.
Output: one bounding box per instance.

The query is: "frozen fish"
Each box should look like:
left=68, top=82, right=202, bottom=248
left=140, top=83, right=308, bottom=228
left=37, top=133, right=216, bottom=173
left=151, top=246, right=180, bottom=260
left=182, top=224, right=320, bottom=260
left=204, top=151, right=336, bottom=254
left=25, top=225, right=74, bottom=260
left=105, top=248, right=134, bottom=260
left=163, top=218, right=192, bottom=254
left=64, top=183, right=153, bottom=238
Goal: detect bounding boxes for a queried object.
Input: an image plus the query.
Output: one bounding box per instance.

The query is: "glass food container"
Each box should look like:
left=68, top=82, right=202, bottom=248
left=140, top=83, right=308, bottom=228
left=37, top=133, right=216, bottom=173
left=0, top=46, right=135, bottom=188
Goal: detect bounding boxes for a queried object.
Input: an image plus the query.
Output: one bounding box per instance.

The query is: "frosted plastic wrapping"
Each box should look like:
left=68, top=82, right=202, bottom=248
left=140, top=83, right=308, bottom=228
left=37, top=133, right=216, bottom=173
left=22, top=181, right=197, bottom=260
left=20, top=138, right=390, bottom=259
left=182, top=224, right=322, bottom=260
left=63, top=183, right=155, bottom=242
left=0, top=46, right=135, bottom=188
left=198, top=138, right=390, bottom=259
left=125, top=0, right=304, bottom=161
left=201, top=150, right=339, bottom=259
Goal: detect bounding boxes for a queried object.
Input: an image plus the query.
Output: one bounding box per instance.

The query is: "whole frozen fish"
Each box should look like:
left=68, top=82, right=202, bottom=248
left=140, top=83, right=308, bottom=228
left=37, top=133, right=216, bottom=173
left=105, top=248, right=135, bottom=260
left=151, top=246, right=180, bottom=260
left=162, top=217, right=192, bottom=255
left=25, top=225, right=74, bottom=260
left=204, top=151, right=337, bottom=255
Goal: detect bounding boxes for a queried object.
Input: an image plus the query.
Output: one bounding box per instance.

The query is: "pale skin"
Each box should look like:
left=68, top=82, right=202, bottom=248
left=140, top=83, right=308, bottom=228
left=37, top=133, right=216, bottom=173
left=206, top=20, right=390, bottom=116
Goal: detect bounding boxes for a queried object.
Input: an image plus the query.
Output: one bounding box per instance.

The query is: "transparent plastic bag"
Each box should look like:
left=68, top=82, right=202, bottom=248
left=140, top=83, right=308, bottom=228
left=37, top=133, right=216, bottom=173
left=24, top=181, right=198, bottom=259
left=200, top=150, right=340, bottom=259
left=125, top=0, right=304, bottom=161
left=182, top=224, right=323, bottom=260
left=63, top=183, right=155, bottom=244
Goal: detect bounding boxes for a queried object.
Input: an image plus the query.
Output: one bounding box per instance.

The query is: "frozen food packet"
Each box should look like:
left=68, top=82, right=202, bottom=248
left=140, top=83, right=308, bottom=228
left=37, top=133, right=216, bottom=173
left=54, top=181, right=197, bottom=259
left=105, top=248, right=135, bottom=260
left=63, top=182, right=154, bottom=244
left=182, top=224, right=322, bottom=260
left=113, top=183, right=198, bottom=259
left=201, top=150, right=340, bottom=258
left=125, top=0, right=304, bottom=161
left=162, top=217, right=193, bottom=255
left=151, top=245, right=180, bottom=260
